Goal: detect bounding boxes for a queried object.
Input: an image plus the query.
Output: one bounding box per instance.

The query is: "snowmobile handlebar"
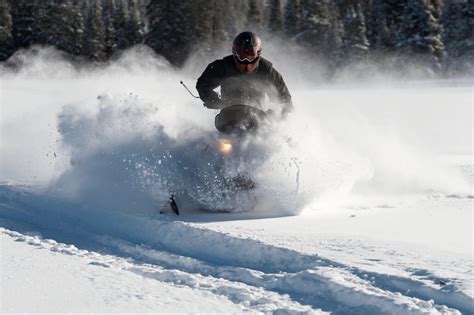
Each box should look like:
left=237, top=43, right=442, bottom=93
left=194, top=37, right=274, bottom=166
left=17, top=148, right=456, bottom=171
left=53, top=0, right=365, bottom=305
left=180, top=81, right=201, bottom=99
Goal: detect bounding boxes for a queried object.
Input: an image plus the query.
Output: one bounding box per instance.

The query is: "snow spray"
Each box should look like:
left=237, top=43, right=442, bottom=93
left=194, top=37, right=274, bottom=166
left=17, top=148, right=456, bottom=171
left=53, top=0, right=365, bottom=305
left=1, top=45, right=471, bottom=216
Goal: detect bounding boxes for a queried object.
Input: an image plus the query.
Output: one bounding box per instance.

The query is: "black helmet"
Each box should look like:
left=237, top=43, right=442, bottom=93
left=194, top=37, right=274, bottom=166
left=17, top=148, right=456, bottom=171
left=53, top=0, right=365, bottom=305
left=232, top=32, right=262, bottom=64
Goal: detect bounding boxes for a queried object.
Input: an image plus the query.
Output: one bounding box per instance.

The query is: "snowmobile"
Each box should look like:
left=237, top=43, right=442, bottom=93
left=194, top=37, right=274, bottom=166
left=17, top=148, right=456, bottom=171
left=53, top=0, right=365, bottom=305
left=166, top=84, right=271, bottom=215
left=167, top=104, right=270, bottom=215
left=212, top=104, right=269, bottom=191
left=214, top=104, right=268, bottom=135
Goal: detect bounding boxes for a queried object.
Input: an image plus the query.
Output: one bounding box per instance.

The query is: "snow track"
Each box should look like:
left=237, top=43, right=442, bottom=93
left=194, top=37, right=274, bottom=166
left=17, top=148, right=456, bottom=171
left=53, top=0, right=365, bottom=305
left=0, top=185, right=471, bottom=314
left=105, top=236, right=466, bottom=314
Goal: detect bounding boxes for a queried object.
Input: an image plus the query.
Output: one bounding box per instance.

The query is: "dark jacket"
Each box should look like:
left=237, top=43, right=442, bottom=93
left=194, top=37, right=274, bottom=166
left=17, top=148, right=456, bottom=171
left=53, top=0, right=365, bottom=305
left=196, top=55, right=293, bottom=114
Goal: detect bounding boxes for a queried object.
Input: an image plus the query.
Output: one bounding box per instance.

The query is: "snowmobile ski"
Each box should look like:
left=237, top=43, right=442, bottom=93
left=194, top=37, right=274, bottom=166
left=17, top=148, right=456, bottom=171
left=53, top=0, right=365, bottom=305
left=169, top=194, right=180, bottom=215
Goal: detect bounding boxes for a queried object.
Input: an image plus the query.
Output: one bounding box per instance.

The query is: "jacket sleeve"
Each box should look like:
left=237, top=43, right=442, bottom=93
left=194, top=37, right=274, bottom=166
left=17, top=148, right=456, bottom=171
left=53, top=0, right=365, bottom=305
left=269, top=68, right=294, bottom=115
left=196, top=60, right=225, bottom=106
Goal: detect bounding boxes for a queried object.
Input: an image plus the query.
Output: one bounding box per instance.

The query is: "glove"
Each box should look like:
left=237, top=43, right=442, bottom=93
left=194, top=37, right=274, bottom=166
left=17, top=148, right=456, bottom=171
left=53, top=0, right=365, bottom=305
left=202, top=92, right=224, bottom=109
left=203, top=100, right=223, bottom=109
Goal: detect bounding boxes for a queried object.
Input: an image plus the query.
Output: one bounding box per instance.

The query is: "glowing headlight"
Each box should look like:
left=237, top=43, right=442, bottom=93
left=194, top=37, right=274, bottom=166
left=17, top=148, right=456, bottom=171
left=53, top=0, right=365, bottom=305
left=217, top=138, right=233, bottom=155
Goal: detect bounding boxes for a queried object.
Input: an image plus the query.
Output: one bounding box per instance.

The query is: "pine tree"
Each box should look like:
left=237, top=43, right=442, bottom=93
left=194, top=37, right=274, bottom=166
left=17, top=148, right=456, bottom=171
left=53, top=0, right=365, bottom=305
left=459, top=0, right=473, bottom=60
left=442, top=0, right=464, bottom=55
left=0, top=0, right=13, bottom=60
left=428, top=0, right=443, bottom=21
left=83, top=0, right=106, bottom=61
left=298, top=0, right=343, bottom=58
left=46, top=0, right=85, bottom=55
left=385, top=0, right=409, bottom=29
left=69, top=0, right=86, bottom=55
left=146, top=0, right=192, bottom=66
left=103, top=0, right=117, bottom=57
left=460, top=0, right=474, bottom=68
left=35, top=1, right=54, bottom=45
left=208, top=0, right=239, bottom=51
left=396, top=0, right=445, bottom=70
left=327, top=1, right=345, bottom=55
left=442, top=0, right=474, bottom=72
left=367, top=0, right=391, bottom=51
left=232, top=1, right=248, bottom=33
left=247, top=0, right=263, bottom=33
left=10, top=0, right=40, bottom=47
left=126, top=0, right=144, bottom=46
left=221, top=0, right=238, bottom=42
left=114, top=0, right=130, bottom=50
left=367, top=0, right=409, bottom=51
left=211, top=0, right=226, bottom=43
left=268, top=0, right=283, bottom=34
left=284, top=0, right=303, bottom=38
left=188, top=0, right=213, bottom=51
left=341, top=3, right=369, bottom=62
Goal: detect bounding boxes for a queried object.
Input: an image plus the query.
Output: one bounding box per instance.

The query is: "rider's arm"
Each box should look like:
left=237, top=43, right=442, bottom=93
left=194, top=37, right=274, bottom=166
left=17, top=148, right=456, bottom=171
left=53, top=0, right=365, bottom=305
left=269, top=68, right=294, bottom=117
left=196, top=60, right=225, bottom=108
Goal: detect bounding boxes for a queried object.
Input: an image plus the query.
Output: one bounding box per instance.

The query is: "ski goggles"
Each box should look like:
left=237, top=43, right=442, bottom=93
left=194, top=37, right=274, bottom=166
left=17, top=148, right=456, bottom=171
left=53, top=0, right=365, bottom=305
left=234, top=49, right=260, bottom=64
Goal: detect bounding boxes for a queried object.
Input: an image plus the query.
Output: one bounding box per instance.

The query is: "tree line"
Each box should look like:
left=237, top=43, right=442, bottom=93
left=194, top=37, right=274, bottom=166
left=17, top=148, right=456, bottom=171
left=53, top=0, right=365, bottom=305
left=0, top=0, right=472, bottom=74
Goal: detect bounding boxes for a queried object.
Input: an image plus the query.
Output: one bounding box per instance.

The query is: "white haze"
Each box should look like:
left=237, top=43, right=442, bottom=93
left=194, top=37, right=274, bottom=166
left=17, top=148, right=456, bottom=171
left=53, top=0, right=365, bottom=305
left=0, top=44, right=472, bottom=215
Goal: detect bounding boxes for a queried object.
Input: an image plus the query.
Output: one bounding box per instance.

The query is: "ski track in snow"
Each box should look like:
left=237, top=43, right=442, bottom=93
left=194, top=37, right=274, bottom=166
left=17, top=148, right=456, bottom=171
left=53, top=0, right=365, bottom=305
left=0, top=185, right=472, bottom=314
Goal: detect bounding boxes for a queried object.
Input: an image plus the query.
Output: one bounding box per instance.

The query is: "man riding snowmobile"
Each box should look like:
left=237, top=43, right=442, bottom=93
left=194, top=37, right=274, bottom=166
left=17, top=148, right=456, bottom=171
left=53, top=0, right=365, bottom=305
left=162, top=32, right=293, bottom=215
left=196, top=32, right=293, bottom=134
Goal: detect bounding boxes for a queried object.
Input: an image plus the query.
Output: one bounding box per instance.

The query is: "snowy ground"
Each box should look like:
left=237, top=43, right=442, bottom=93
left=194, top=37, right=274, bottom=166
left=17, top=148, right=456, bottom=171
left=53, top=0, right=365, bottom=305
left=0, top=48, right=473, bottom=314
left=0, top=185, right=472, bottom=314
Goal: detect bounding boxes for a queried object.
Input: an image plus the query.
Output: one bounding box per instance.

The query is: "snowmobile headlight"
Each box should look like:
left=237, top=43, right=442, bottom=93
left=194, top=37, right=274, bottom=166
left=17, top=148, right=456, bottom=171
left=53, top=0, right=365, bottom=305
left=217, top=138, right=233, bottom=155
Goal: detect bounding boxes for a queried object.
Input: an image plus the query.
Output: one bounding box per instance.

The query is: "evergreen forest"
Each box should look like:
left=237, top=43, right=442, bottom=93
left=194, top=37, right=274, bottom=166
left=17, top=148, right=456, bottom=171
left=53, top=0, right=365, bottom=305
left=0, top=0, right=472, bottom=75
